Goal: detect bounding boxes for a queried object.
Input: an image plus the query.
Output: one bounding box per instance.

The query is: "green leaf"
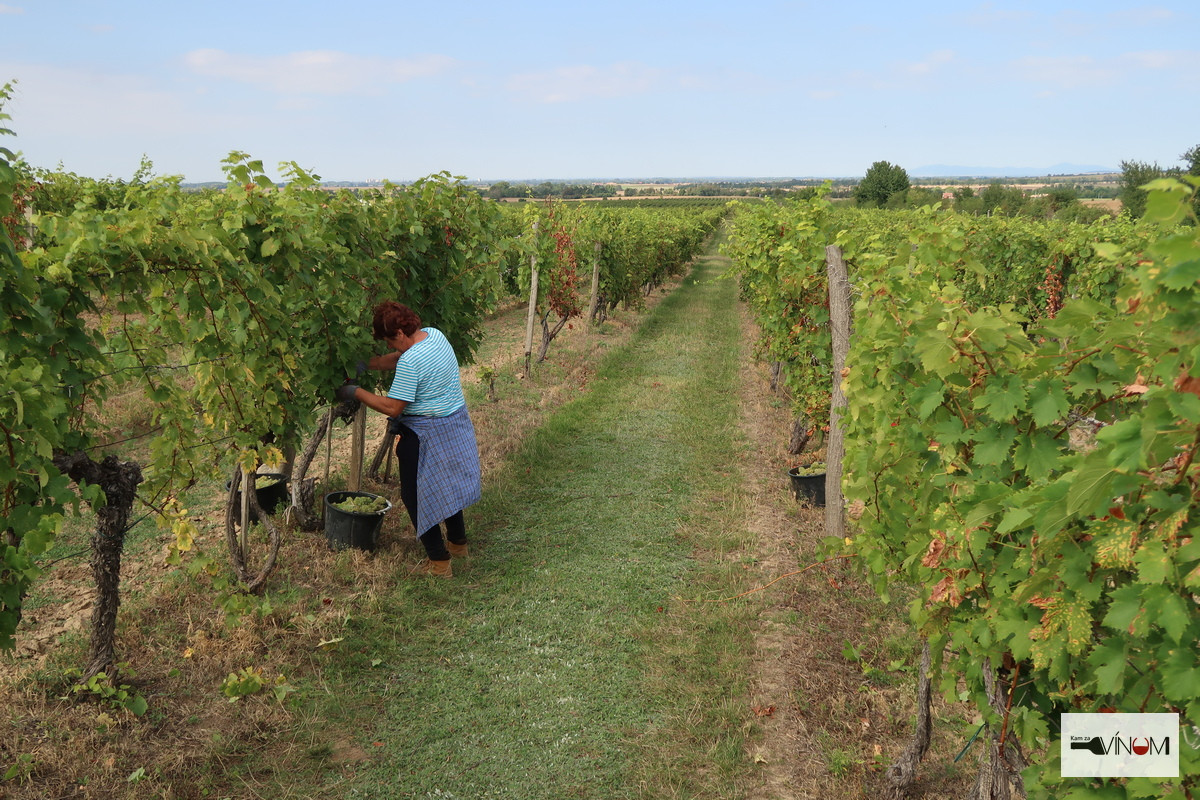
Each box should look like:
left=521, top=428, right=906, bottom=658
left=1101, top=583, right=1143, bottom=632
left=912, top=379, right=945, bottom=420
left=1013, top=433, right=1061, bottom=481
left=1095, top=417, right=1144, bottom=473
left=975, top=374, right=1025, bottom=421
left=1143, top=180, right=1191, bottom=225
left=914, top=328, right=958, bottom=378
left=996, top=506, right=1033, bottom=535
left=973, top=425, right=1014, bottom=465
left=1029, top=377, right=1069, bottom=427
left=1162, top=257, right=1200, bottom=290
left=1154, top=591, right=1191, bottom=642
left=126, top=695, right=149, bottom=716
left=994, top=615, right=1038, bottom=661
left=1161, top=645, right=1200, bottom=701
left=1166, top=389, right=1200, bottom=424
left=1133, top=542, right=1171, bottom=584
left=1087, top=639, right=1127, bottom=694
left=260, top=237, right=280, bottom=257
left=1066, top=453, right=1118, bottom=516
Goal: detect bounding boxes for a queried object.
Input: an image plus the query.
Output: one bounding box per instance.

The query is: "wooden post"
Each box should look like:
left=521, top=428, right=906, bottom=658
left=523, top=220, right=540, bottom=376
left=22, top=206, right=35, bottom=250
left=586, top=241, right=601, bottom=331
left=323, top=405, right=334, bottom=487
left=824, top=244, right=853, bottom=539
left=240, top=465, right=253, bottom=557
left=348, top=405, right=366, bottom=491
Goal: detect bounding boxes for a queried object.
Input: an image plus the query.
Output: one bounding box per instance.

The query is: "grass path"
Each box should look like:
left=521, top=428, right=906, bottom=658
left=322, top=241, right=763, bottom=798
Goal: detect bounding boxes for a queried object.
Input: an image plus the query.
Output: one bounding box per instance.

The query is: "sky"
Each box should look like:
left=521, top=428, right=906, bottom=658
left=1, top=0, right=1198, bottom=183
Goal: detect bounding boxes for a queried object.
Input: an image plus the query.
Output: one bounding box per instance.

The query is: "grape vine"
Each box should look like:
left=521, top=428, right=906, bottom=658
left=726, top=182, right=1200, bottom=797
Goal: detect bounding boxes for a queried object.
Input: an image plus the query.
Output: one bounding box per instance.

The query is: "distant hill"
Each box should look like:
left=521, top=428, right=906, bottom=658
left=912, top=163, right=1118, bottom=178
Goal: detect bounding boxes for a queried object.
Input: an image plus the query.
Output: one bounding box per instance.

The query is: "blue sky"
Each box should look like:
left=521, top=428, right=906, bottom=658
left=2, top=1, right=1198, bottom=182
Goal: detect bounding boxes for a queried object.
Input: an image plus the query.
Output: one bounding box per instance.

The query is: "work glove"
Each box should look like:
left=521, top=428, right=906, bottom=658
left=335, top=383, right=359, bottom=403
left=355, top=360, right=368, bottom=377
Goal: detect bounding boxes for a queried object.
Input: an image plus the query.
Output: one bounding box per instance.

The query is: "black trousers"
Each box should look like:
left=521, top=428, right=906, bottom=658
left=394, top=422, right=466, bottom=561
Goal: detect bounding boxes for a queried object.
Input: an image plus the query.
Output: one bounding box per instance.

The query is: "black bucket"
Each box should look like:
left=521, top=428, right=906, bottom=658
left=228, top=472, right=289, bottom=521
left=324, top=491, right=392, bottom=551
left=789, top=468, right=826, bottom=507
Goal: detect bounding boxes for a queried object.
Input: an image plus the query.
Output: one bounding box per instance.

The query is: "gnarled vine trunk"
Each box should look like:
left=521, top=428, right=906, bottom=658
left=224, top=470, right=280, bottom=594
left=968, top=659, right=1028, bottom=800
left=884, top=639, right=932, bottom=799
left=286, top=401, right=358, bottom=531
left=52, top=451, right=143, bottom=680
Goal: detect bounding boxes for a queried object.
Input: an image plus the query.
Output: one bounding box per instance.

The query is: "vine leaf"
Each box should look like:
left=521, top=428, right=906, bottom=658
left=1065, top=455, right=1118, bottom=516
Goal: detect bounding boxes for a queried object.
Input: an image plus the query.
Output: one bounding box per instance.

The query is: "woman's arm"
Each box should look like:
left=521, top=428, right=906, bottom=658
left=368, top=351, right=402, bottom=371
left=350, top=388, right=407, bottom=418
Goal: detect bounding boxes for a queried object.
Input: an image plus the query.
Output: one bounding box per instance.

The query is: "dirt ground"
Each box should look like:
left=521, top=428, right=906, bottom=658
left=733, top=301, right=977, bottom=799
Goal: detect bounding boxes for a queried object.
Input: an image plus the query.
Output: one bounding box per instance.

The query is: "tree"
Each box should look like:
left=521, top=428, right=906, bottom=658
left=1181, top=144, right=1200, bottom=218
left=952, top=186, right=984, bottom=216
left=892, top=186, right=942, bottom=209
left=1119, top=159, right=1166, bottom=218
left=853, top=161, right=910, bottom=208
left=1182, top=144, right=1200, bottom=175
left=485, top=180, right=512, bottom=200
left=979, top=181, right=1028, bottom=216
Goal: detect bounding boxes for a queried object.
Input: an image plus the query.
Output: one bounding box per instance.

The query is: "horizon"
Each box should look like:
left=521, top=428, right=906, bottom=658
left=172, top=169, right=1123, bottom=187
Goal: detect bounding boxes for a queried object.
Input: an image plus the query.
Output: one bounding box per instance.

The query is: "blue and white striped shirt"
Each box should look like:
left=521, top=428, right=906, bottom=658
left=387, top=328, right=466, bottom=417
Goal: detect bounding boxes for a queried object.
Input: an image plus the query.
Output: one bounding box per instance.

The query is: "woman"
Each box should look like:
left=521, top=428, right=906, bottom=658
left=336, top=301, right=481, bottom=578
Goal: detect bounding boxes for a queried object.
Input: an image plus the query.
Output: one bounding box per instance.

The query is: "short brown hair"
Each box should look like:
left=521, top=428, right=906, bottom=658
left=372, top=301, right=422, bottom=340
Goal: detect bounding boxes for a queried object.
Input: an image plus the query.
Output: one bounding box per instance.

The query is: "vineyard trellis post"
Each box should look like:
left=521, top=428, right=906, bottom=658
left=587, top=240, right=601, bottom=330
left=824, top=244, right=852, bottom=539
left=523, top=220, right=540, bottom=376
left=348, top=405, right=366, bottom=491
left=239, top=465, right=253, bottom=556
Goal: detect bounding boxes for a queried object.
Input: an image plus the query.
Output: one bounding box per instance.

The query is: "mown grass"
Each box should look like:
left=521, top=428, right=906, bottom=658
left=304, top=248, right=763, bottom=798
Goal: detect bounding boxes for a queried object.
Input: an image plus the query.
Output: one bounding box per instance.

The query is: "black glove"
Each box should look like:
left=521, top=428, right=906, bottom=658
left=336, top=383, right=359, bottom=403
left=355, top=360, right=368, bottom=377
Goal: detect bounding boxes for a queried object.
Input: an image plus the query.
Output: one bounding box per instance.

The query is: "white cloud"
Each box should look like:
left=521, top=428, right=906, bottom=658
left=1109, top=6, right=1177, bottom=26
left=1014, top=50, right=1200, bottom=91
left=1012, top=55, right=1118, bottom=90
left=903, top=49, right=955, bottom=76
left=1121, top=50, right=1200, bottom=73
left=183, top=49, right=456, bottom=95
left=0, top=4, right=23, bottom=13
left=960, top=3, right=1034, bottom=27
left=3, top=62, right=196, bottom=136
left=506, top=61, right=662, bottom=104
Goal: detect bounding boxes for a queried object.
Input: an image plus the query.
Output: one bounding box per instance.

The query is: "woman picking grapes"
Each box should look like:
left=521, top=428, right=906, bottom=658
left=336, top=301, right=481, bottom=577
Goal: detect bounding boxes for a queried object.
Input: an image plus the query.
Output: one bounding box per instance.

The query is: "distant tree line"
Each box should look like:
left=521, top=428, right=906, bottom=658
left=479, top=180, right=816, bottom=200
left=482, top=181, right=619, bottom=200
left=848, top=160, right=1118, bottom=222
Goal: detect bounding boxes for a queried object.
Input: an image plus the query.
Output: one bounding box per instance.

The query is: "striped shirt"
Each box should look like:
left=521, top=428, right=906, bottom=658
left=387, top=328, right=465, bottom=417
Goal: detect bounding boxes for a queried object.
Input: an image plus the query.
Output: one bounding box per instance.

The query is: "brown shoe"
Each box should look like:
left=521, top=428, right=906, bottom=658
left=447, top=541, right=469, bottom=558
left=410, top=559, right=453, bottom=578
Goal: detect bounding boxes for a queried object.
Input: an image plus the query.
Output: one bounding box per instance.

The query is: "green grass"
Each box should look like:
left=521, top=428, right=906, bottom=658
left=306, top=246, right=763, bottom=798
